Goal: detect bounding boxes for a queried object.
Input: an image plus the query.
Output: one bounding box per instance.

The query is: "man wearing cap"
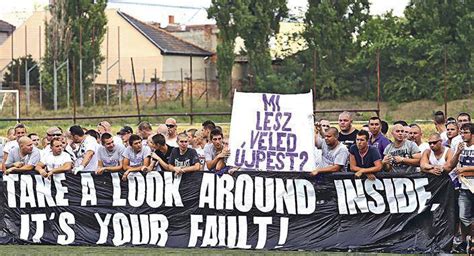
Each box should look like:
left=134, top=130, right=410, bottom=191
left=2, top=123, right=27, bottom=173
left=165, top=118, right=179, bottom=147
left=4, top=136, right=41, bottom=174
left=117, top=126, right=133, bottom=147
left=41, top=127, right=75, bottom=160
left=69, top=125, right=99, bottom=174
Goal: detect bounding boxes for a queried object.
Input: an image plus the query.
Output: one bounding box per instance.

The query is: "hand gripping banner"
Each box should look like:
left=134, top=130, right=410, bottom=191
left=0, top=171, right=455, bottom=253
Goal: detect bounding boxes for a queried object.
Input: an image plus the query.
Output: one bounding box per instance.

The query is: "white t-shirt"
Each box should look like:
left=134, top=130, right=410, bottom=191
left=40, top=151, right=72, bottom=171
left=195, top=147, right=206, bottom=171
left=113, top=136, right=124, bottom=147
left=123, top=146, right=151, bottom=167
left=314, top=146, right=323, bottom=169
left=459, top=144, right=474, bottom=190
left=74, top=135, right=99, bottom=172
left=320, top=141, right=349, bottom=171
left=451, top=135, right=463, bottom=153
left=418, top=142, right=430, bottom=154
left=97, top=144, right=125, bottom=167
left=3, top=140, right=18, bottom=154
left=166, top=137, right=178, bottom=147
left=440, top=131, right=448, bottom=144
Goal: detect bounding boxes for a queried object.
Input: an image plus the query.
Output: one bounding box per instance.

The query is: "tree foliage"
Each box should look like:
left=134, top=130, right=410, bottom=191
left=41, top=0, right=107, bottom=108
left=2, top=55, right=40, bottom=87
left=209, top=0, right=288, bottom=94
left=207, top=0, right=244, bottom=98
left=209, top=0, right=473, bottom=101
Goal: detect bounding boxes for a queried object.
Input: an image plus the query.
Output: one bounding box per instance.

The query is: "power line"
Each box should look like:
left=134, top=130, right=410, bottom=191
left=108, top=0, right=205, bottom=10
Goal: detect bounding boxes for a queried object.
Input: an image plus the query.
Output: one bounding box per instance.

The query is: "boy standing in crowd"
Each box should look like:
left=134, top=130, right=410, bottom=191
left=96, top=133, right=125, bottom=175
left=122, top=134, right=151, bottom=180
left=168, top=133, right=201, bottom=174
left=204, top=129, right=229, bottom=171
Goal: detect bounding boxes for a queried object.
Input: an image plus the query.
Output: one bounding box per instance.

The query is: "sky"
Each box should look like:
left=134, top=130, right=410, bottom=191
left=0, top=0, right=410, bottom=27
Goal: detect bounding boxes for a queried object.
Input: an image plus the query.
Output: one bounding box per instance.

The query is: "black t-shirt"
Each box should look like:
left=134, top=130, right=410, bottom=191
left=168, top=147, right=199, bottom=167
left=349, top=145, right=382, bottom=169
left=154, top=145, right=174, bottom=169
left=338, top=129, right=359, bottom=149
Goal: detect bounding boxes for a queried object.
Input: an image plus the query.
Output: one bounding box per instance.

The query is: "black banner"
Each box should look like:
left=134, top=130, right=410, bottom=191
left=0, top=171, right=455, bottom=253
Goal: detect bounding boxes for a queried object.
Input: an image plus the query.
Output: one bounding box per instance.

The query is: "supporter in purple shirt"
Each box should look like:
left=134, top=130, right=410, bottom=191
left=368, top=116, right=391, bottom=156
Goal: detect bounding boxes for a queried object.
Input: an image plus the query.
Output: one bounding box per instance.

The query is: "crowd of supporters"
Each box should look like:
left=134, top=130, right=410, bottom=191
left=0, top=111, right=472, bottom=253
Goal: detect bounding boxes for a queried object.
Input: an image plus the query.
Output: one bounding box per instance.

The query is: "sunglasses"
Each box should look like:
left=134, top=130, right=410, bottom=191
left=428, top=140, right=440, bottom=145
left=47, top=133, right=62, bottom=137
left=166, top=124, right=176, bottom=128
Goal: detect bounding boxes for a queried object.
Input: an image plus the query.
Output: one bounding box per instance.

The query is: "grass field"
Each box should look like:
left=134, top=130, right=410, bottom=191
left=0, top=245, right=425, bottom=255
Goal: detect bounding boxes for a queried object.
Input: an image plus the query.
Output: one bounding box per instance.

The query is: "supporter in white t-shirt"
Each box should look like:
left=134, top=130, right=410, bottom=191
left=35, top=137, right=73, bottom=179
left=122, top=134, right=151, bottom=181
left=69, top=125, right=99, bottom=174
left=96, top=132, right=125, bottom=175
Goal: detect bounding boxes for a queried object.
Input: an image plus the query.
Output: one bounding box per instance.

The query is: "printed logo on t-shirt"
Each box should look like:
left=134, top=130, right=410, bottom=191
left=175, top=159, right=190, bottom=168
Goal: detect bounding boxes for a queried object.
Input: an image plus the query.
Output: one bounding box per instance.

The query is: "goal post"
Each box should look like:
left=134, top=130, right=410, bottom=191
left=0, top=89, right=20, bottom=122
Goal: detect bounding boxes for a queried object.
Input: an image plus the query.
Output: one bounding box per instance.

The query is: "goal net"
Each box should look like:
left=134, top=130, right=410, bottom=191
left=0, top=89, right=20, bottom=121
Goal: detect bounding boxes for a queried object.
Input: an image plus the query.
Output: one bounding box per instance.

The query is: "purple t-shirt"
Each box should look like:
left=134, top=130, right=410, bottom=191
left=369, top=133, right=391, bottom=157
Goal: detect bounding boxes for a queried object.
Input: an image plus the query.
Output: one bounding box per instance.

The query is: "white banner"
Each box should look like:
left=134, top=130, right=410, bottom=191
left=227, top=91, right=316, bottom=171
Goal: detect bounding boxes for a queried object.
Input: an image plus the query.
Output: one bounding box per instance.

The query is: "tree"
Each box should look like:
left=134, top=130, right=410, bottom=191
left=41, top=0, right=107, bottom=108
left=303, top=0, right=370, bottom=98
left=2, top=55, right=40, bottom=87
left=237, top=0, right=289, bottom=92
left=208, top=0, right=243, bottom=99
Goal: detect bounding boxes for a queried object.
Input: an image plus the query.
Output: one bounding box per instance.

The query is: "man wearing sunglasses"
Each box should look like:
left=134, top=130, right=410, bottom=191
left=165, top=118, right=178, bottom=147
left=420, top=133, right=453, bottom=175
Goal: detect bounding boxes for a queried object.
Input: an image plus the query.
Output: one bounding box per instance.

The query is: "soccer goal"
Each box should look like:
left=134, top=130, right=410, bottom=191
left=0, top=89, right=20, bottom=122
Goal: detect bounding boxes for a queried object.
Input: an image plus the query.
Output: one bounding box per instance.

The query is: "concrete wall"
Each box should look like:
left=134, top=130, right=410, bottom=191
left=0, top=11, right=48, bottom=72
left=96, top=10, right=163, bottom=84
left=162, top=55, right=210, bottom=81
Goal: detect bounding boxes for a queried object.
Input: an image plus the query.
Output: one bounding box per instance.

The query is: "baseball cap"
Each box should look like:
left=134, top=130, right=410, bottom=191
left=117, top=126, right=133, bottom=135
left=46, top=126, right=62, bottom=136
